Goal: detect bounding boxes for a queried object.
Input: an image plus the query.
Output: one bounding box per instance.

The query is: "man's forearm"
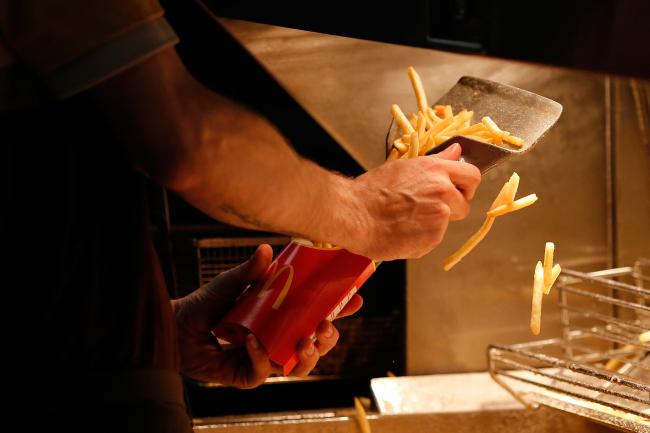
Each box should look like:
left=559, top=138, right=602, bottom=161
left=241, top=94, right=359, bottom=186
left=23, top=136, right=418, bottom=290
left=175, top=88, right=368, bottom=244
left=92, top=49, right=369, bottom=246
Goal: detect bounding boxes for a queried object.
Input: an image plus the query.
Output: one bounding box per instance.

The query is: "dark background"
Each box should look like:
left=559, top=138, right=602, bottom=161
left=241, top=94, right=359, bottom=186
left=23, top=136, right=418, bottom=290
left=202, top=0, right=650, bottom=79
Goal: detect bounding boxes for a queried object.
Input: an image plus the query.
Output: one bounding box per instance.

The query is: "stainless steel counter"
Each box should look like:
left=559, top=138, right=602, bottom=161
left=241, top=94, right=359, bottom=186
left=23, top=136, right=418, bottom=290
left=194, top=408, right=616, bottom=433
left=194, top=373, right=618, bottom=432
left=214, top=18, right=650, bottom=374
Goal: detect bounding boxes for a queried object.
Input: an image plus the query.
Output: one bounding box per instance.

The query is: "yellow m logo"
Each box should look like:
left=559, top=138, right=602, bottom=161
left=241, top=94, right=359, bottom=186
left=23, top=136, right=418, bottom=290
left=257, top=263, right=294, bottom=310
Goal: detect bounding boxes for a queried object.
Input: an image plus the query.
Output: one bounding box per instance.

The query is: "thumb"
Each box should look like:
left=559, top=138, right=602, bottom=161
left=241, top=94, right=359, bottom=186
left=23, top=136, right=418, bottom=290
left=433, top=142, right=462, bottom=161
left=178, top=244, right=274, bottom=330
left=211, top=243, right=274, bottom=293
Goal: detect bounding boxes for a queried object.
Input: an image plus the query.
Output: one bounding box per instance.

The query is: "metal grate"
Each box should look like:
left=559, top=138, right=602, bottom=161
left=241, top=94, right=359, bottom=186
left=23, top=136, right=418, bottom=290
left=488, top=259, right=650, bottom=432
left=195, top=236, right=290, bottom=286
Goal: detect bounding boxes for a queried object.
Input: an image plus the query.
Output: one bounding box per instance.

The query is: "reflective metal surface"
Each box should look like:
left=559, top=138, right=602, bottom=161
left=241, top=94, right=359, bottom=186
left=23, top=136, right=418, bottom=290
left=488, top=264, right=650, bottom=432
left=194, top=372, right=618, bottom=432
left=194, top=409, right=617, bottom=433
left=370, top=372, right=521, bottom=414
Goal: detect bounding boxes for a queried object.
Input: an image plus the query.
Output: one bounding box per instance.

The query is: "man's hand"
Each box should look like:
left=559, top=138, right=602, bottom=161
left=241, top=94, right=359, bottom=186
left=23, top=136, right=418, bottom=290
left=345, top=143, right=481, bottom=260
left=172, top=244, right=362, bottom=389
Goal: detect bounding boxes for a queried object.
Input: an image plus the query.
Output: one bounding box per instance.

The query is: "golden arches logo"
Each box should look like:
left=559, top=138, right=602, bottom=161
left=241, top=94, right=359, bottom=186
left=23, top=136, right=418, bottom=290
left=257, top=263, right=294, bottom=310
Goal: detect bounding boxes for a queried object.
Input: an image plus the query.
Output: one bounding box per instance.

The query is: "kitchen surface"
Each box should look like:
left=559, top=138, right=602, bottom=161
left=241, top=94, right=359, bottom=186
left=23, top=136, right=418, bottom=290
left=161, top=4, right=650, bottom=430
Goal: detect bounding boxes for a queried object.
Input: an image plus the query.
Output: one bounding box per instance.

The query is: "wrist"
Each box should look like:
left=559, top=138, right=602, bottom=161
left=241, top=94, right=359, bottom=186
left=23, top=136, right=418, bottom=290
left=326, top=175, right=374, bottom=256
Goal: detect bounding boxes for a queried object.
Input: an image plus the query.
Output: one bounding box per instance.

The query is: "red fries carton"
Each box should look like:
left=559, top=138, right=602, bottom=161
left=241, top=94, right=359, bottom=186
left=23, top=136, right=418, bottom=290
left=212, top=240, right=375, bottom=375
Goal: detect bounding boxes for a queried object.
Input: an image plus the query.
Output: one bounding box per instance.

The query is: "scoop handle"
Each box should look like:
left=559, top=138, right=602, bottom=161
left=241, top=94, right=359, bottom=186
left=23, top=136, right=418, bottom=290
left=426, top=136, right=517, bottom=173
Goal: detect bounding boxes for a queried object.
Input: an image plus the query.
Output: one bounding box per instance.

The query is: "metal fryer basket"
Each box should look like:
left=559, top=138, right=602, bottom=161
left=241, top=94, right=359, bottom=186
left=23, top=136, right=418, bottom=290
left=195, top=236, right=290, bottom=286
left=488, top=260, right=650, bottom=432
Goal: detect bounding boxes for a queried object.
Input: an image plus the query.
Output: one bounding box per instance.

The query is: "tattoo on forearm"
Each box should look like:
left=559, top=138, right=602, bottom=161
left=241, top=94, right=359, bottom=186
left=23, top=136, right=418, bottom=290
left=218, top=204, right=271, bottom=230
left=217, top=204, right=307, bottom=239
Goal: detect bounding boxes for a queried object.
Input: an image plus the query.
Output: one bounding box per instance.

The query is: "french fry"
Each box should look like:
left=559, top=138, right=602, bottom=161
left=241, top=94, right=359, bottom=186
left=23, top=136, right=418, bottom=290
left=416, top=111, right=426, bottom=138
left=392, top=139, right=408, bottom=153
left=503, top=133, right=524, bottom=147
left=604, top=357, right=626, bottom=372
left=543, top=242, right=554, bottom=286
left=482, top=116, right=506, bottom=137
left=433, top=135, right=452, bottom=145
left=354, top=397, right=372, bottom=433
left=443, top=217, right=495, bottom=271
left=426, top=107, right=442, bottom=123
left=391, top=104, right=415, bottom=134
left=604, top=331, right=650, bottom=371
left=525, top=243, right=561, bottom=337
left=530, top=261, right=545, bottom=335
left=408, top=66, right=428, bottom=114
left=438, top=110, right=473, bottom=136
left=424, top=115, right=455, bottom=139
left=444, top=173, right=537, bottom=271
left=434, top=105, right=446, bottom=117
left=424, top=115, right=436, bottom=129
left=455, top=123, right=487, bottom=136
left=486, top=194, right=538, bottom=217
left=409, top=132, right=420, bottom=159
left=387, top=148, right=400, bottom=161
left=544, top=264, right=562, bottom=295
left=473, top=130, right=495, bottom=139
left=419, top=134, right=435, bottom=156
left=492, top=172, right=520, bottom=209
left=408, top=113, right=417, bottom=128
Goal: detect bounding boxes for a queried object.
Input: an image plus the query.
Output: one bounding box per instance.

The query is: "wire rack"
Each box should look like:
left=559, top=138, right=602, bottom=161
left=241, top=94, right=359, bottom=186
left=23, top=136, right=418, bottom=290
left=195, top=236, right=290, bottom=286
left=488, top=259, right=650, bottom=432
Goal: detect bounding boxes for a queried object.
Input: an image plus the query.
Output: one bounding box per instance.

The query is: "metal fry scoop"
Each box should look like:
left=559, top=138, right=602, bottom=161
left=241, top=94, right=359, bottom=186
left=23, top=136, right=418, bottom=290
left=387, top=76, right=563, bottom=172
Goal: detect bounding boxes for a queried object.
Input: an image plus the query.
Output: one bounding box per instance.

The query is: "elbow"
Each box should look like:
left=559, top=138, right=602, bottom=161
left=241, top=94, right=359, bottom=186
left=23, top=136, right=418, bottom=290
left=128, top=130, right=203, bottom=193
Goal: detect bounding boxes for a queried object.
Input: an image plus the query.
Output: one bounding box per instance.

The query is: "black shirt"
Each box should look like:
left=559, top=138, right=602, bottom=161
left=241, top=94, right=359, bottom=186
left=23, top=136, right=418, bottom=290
left=2, top=94, right=178, bottom=374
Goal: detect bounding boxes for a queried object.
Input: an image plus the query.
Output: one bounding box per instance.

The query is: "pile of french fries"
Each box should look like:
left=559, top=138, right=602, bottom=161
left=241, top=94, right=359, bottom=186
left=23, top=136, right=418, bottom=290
left=387, top=67, right=524, bottom=161
left=530, top=242, right=562, bottom=335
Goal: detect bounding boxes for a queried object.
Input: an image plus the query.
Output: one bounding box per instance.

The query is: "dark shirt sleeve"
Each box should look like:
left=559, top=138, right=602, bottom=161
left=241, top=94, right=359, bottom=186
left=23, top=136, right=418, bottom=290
left=0, top=0, right=178, bottom=98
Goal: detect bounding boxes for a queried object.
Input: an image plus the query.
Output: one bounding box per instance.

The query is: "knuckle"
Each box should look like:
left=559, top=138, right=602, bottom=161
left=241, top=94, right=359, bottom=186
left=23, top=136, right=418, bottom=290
left=434, top=201, right=451, bottom=219
left=431, top=230, right=445, bottom=249
left=331, top=326, right=340, bottom=343
left=459, top=200, right=471, bottom=219
left=471, top=166, right=482, bottom=183
left=464, top=163, right=481, bottom=180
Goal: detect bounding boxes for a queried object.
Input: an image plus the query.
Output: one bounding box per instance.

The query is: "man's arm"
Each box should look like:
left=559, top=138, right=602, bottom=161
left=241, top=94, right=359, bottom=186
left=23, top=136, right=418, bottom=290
left=91, top=48, right=480, bottom=260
